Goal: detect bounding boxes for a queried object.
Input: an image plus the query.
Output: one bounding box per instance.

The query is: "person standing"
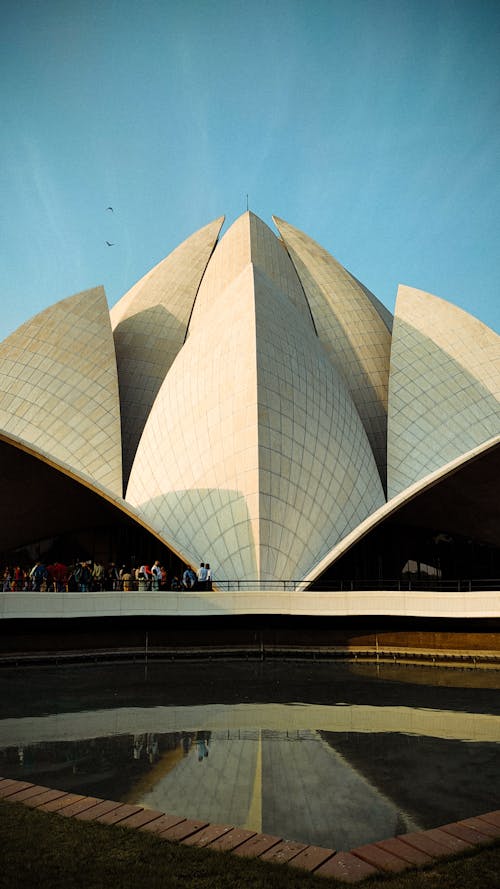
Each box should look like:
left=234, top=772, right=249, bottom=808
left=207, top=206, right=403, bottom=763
left=93, top=561, right=105, bottom=591
left=107, top=563, right=119, bottom=590
left=121, top=568, right=133, bottom=591
left=13, top=565, right=24, bottom=591
left=139, top=564, right=152, bottom=590
left=79, top=561, right=92, bottom=593
left=151, top=560, right=162, bottom=591
left=182, top=566, right=196, bottom=590
left=137, top=566, right=147, bottom=592
left=205, top=563, right=212, bottom=591
left=197, top=562, right=208, bottom=590
left=3, top=567, right=12, bottom=592
left=30, top=561, right=47, bottom=592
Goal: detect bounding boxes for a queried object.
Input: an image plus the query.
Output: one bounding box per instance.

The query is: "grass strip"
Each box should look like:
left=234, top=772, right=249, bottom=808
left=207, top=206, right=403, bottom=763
left=1, top=800, right=500, bottom=888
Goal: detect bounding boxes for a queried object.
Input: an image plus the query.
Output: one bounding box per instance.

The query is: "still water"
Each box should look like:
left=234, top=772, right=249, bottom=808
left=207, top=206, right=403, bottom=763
left=0, top=660, right=499, bottom=851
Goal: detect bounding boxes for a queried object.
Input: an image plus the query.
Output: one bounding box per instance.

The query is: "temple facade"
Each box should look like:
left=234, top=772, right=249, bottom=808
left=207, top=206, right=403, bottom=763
left=1, top=212, right=499, bottom=586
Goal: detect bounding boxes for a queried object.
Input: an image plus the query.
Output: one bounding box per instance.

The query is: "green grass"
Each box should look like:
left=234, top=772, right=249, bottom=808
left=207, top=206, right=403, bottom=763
left=1, top=800, right=500, bottom=889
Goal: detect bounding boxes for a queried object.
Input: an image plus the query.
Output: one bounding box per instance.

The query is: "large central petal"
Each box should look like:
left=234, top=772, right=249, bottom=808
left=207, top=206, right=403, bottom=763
left=126, top=213, right=385, bottom=581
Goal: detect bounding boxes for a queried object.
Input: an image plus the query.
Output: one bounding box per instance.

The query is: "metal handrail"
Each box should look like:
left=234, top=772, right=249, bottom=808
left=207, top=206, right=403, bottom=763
left=7, top=578, right=500, bottom=594
left=209, top=578, right=500, bottom=593
left=193, top=578, right=500, bottom=593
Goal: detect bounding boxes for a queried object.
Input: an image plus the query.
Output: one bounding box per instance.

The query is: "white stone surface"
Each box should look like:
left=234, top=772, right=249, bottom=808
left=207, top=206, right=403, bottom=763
left=111, top=216, right=224, bottom=485
left=126, top=260, right=261, bottom=579
left=127, top=213, right=385, bottom=581
left=0, top=287, right=122, bottom=495
left=189, top=212, right=312, bottom=329
left=254, top=264, right=384, bottom=580
left=388, top=285, right=500, bottom=498
left=1, top=587, right=499, bottom=619
left=273, top=216, right=392, bottom=489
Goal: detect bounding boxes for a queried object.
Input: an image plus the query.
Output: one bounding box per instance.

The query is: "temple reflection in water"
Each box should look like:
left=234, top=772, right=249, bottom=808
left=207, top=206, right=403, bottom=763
left=1, top=697, right=500, bottom=850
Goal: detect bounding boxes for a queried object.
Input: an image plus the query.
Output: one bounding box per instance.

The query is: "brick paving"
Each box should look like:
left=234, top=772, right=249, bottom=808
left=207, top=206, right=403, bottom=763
left=138, top=812, right=186, bottom=834
left=22, top=788, right=69, bottom=808
left=208, top=826, right=256, bottom=852
left=422, top=826, right=474, bottom=853
left=439, top=820, right=496, bottom=844
left=1, top=775, right=498, bottom=882
left=74, top=800, right=124, bottom=821
left=461, top=816, right=500, bottom=839
left=232, top=831, right=282, bottom=857
left=349, top=842, right=410, bottom=873
left=56, top=796, right=103, bottom=817
left=38, top=793, right=87, bottom=813
left=396, top=829, right=459, bottom=859
left=479, top=810, right=500, bottom=828
left=259, top=838, right=309, bottom=864
left=315, top=850, right=379, bottom=882
left=374, top=836, right=434, bottom=866
left=117, top=808, right=166, bottom=830
left=157, top=817, right=209, bottom=841
left=288, top=844, right=336, bottom=871
left=181, top=823, right=235, bottom=847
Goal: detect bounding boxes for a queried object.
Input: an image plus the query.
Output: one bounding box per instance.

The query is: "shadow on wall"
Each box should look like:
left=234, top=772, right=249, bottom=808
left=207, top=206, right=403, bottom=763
left=139, top=488, right=259, bottom=583
left=114, top=304, right=190, bottom=490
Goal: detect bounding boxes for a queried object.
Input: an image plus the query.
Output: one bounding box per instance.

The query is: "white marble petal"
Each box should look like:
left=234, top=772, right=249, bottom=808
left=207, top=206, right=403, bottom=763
left=388, top=285, right=500, bottom=498
left=111, top=216, right=224, bottom=485
left=127, top=213, right=385, bottom=580
left=273, top=216, right=392, bottom=491
left=0, top=286, right=122, bottom=495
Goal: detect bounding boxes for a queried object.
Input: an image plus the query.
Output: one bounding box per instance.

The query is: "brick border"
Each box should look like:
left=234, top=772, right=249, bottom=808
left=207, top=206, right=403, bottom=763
left=1, top=777, right=499, bottom=882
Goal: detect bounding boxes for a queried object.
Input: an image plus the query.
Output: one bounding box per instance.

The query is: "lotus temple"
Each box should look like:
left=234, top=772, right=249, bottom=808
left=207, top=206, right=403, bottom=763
left=1, top=211, right=500, bottom=637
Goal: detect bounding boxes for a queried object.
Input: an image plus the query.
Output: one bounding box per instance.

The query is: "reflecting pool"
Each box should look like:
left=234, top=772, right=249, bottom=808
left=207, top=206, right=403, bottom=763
left=1, top=661, right=499, bottom=850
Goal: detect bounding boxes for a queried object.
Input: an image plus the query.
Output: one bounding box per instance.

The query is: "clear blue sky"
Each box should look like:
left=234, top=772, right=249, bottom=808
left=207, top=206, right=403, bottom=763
left=1, top=0, right=499, bottom=340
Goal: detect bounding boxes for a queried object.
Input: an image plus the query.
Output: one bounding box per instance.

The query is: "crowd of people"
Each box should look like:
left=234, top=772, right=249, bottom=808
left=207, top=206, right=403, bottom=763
left=1, top=559, right=213, bottom=593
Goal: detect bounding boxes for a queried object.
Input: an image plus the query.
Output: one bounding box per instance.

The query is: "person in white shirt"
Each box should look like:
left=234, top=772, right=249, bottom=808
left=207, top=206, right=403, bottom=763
left=197, top=562, right=208, bottom=590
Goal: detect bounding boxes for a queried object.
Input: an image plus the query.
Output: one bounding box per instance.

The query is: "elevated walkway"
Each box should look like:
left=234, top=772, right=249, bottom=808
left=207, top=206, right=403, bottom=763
left=1, top=585, right=500, bottom=620
left=1, top=587, right=499, bottom=666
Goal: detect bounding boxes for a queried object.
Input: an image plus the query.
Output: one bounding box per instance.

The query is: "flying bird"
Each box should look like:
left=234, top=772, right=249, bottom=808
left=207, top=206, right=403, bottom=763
left=105, top=241, right=115, bottom=246
left=106, top=206, right=114, bottom=212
